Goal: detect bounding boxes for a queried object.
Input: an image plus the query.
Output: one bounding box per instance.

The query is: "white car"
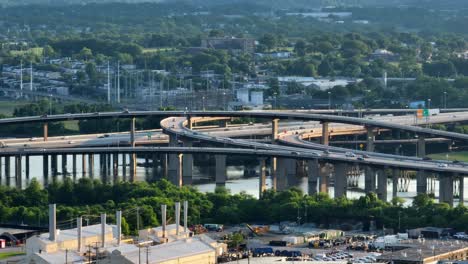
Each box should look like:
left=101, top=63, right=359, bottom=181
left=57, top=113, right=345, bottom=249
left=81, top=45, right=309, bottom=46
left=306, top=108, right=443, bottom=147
left=345, top=152, right=356, bottom=157
left=438, top=163, right=448, bottom=168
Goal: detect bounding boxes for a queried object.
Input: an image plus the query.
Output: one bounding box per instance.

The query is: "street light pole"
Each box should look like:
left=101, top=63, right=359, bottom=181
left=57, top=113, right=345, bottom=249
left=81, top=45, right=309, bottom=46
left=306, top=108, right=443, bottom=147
left=444, top=92, right=447, bottom=109
left=328, top=91, right=331, bottom=110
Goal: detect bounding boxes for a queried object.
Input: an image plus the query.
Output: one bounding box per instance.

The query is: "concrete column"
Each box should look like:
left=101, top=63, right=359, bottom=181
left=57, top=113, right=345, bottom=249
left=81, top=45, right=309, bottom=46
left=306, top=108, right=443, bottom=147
left=168, top=153, right=183, bottom=187
left=187, top=116, right=193, bottom=130
left=43, top=123, right=48, bottom=142
left=25, top=155, right=30, bottom=179
left=416, top=170, right=427, bottom=194
left=107, top=154, right=111, bottom=174
left=43, top=155, right=49, bottom=178
left=321, top=122, right=330, bottom=146
left=334, top=163, right=348, bottom=198
left=417, top=136, right=426, bottom=157
left=4, top=156, right=10, bottom=179
left=307, top=159, right=320, bottom=195
left=215, top=155, right=227, bottom=187
left=271, top=157, right=277, bottom=191
left=276, top=158, right=288, bottom=191
left=72, top=154, right=77, bottom=176
left=459, top=176, right=465, bottom=206
left=61, top=154, right=67, bottom=175
left=113, top=153, right=118, bottom=177
left=392, top=169, right=399, bottom=199
left=15, top=155, right=21, bottom=180
left=77, top=217, right=82, bottom=252
left=100, top=154, right=106, bottom=174
left=88, top=154, right=94, bottom=177
left=259, top=158, right=267, bottom=196
left=182, top=140, right=193, bottom=185
left=439, top=174, right=454, bottom=207
left=51, top=155, right=58, bottom=176
left=364, top=166, right=376, bottom=193
left=130, top=117, right=136, bottom=147
left=285, top=159, right=297, bottom=187
left=377, top=168, right=387, bottom=202
left=129, top=153, right=136, bottom=181
left=82, top=154, right=86, bottom=176
left=0, top=157, right=2, bottom=179
left=272, top=118, right=279, bottom=143
left=319, top=164, right=329, bottom=193
left=366, top=127, right=375, bottom=152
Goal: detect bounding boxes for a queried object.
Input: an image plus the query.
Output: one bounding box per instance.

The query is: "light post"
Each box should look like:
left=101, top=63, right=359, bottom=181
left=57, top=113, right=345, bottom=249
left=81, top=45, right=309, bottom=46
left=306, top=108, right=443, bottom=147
left=202, top=96, right=206, bottom=111
left=49, top=94, right=52, bottom=115
left=443, top=91, right=447, bottom=109
left=328, top=91, right=331, bottom=110
left=427, top=98, right=431, bottom=109
left=415, top=134, right=419, bottom=157
left=273, top=92, right=277, bottom=109
left=223, top=92, right=226, bottom=111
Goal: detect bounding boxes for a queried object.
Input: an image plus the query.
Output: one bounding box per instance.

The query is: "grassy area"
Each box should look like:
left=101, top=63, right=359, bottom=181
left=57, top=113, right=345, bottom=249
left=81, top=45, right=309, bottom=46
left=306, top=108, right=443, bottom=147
left=429, top=151, right=468, bottom=162
left=63, top=120, right=79, bottom=132
left=143, top=47, right=178, bottom=53
left=9, top=47, right=43, bottom=56
left=0, top=100, right=30, bottom=116
left=0, top=252, right=25, bottom=260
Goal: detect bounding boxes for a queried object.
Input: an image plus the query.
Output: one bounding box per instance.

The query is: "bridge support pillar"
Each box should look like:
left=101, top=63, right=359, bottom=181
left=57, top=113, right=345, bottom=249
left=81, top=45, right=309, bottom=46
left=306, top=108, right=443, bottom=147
left=168, top=154, right=183, bottom=187
left=182, top=140, right=193, bottom=185
left=392, top=169, right=400, bottom=199
left=219, top=120, right=229, bottom=128
left=366, top=127, right=375, bottom=152
left=130, top=117, right=136, bottom=147
left=43, top=155, right=49, bottom=178
left=51, top=155, right=58, bottom=176
left=25, top=155, right=30, bottom=179
left=365, top=167, right=376, bottom=193
left=61, top=154, right=67, bottom=175
left=72, top=154, right=77, bottom=177
left=334, top=163, right=348, bottom=198
left=122, top=154, right=127, bottom=180
left=319, top=164, right=329, bottom=194
left=285, top=159, right=297, bottom=187
left=321, top=122, right=330, bottom=146
left=0, top=157, right=2, bottom=180
left=215, top=155, right=227, bottom=187
left=187, top=117, right=193, bottom=130
left=272, top=118, right=279, bottom=143
left=439, top=174, right=454, bottom=207
left=377, top=168, right=387, bottom=202
left=88, top=154, right=94, bottom=178
left=271, top=157, right=277, bottom=191
left=43, top=123, right=48, bottom=142
left=129, top=153, right=136, bottom=182
left=82, top=154, right=86, bottom=176
left=307, top=159, right=320, bottom=195
left=459, top=176, right=465, bottom=206
left=112, top=153, right=118, bottom=178
left=417, top=136, right=426, bottom=157
left=259, top=158, right=267, bottom=196
left=15, top=155, right=21, bottom=180
left=416, top=170, right=427, bottom=194
left=4, top=156, right=10, bottom=185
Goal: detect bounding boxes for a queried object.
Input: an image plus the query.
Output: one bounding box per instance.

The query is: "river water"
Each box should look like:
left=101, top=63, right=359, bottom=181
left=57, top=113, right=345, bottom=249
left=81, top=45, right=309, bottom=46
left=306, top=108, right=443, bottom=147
left=1, top=155, right=466, bottom=206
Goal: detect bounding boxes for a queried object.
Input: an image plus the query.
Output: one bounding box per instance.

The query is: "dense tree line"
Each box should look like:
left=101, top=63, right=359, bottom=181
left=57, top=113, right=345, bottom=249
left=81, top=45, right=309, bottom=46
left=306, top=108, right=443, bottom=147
left=0, top=178, right=467, bottom=235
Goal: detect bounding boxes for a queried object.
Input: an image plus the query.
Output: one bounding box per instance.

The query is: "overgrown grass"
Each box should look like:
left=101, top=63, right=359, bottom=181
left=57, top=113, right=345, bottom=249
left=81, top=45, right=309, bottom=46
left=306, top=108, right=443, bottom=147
left=0, top=100, right=30, bottom=116
left=429, top=151, right=468, bottom=162
left=0, top=252, right=25, bottom=260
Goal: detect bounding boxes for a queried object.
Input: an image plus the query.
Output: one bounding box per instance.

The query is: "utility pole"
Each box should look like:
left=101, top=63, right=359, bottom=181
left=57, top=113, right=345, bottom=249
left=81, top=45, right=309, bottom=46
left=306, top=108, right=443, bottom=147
left=20, top=60, right=23, bottom=92
left=136, top=206, right=140, bottom=231
left=107, top=61, right=111, bottom=104
left=117, top=61, right=120, bottom=103
left=146, top=245, right=150, bottom=264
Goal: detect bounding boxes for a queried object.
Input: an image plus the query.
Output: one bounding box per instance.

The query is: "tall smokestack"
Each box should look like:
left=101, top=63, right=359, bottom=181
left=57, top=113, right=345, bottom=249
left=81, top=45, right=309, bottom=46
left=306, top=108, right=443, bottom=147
left=116, top=211, right=122, bottom=245
left=183, top=201, right=188, bottom=233
left=49, top=204, right=56, bottom=241
left=77, top=217, right=82, bottom=252
left=101, top=213, right=106, bottom=247
left=175, top=202, right=181, bottom=236
left=161, top=204, right=167, bottom=239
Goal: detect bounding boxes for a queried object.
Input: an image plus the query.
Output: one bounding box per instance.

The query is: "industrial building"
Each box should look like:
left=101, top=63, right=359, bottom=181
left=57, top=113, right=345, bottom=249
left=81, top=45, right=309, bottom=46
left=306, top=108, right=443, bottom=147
left=21, top=202, right=225, bottom=264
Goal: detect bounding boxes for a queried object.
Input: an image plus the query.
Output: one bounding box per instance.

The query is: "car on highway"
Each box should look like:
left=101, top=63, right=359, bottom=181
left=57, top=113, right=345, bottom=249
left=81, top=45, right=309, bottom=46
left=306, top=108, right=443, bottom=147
left=323, top=150, right=331, bottom=156
left=291, top=151, right=300, bottom=155
left=41, top=114, right=48, bottom=118
left=423, top=156, right=432, bottom=161
left=362, top=154, right=370, bottom=158
left=29, top=137, right=37, bottom=141
left=68, top=141, right=75, bottom=144
left=438, top=163, right=448, bottom=168
left=345, top=152, right=356, bottom=157
left=312, top=152, right=320, bottom=157
left=357, top=157, right=365, bottom=161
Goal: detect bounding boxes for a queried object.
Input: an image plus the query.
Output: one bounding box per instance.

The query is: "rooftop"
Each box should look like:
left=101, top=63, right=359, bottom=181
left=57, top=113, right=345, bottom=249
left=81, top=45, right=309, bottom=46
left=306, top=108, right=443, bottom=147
left=36, top=224, right=115, bottom=244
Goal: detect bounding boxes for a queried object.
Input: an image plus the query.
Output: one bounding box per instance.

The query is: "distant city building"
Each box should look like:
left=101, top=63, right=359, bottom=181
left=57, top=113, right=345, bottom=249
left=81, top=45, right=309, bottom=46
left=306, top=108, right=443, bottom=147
left=201, top=37, right=256, bottom=53
left=277, top=76, right=360, bottom=91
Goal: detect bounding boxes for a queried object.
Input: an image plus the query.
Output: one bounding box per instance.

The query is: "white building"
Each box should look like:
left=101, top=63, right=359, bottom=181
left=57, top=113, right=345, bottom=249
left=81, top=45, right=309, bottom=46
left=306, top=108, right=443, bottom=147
left=250, top=91, right=264, bottom=105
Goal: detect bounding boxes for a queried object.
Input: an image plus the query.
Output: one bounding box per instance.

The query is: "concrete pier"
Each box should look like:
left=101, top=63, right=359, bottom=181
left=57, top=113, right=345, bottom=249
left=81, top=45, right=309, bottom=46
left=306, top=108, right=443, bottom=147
left=366, top=127, right=375, bottom=152
left=168, top=154, right=183, bottom=187
left=82, top=154, right=86, bottom=176
left=276, top=159, right=288, bottom=191
left=113, top=153, right=118, bottom=178
left=215, top=155, right=227, bottom=187
left=272, top=118, right=279, bottom=143
left=259, top=158, right=267, bottom=196
left=377, top=168, right=387, bottom=202
left=321, top=122, right=330, bottom=146
left=88, top=154, right=94, bottom=177
left=61, top=154, right=67, bottom=175
left=392, top=169, right=400, bottom=199
left=307, top=159, right=320, bottom=195
left=439, top=174, right=454, bottom=207
left=459, top=176, right=465, bottom=205
left=72, top=154, right=77, bottom=176
left=43, top=155, right=49, bottom=178
left=271, top=157, right=277, bottom=191
left=364, top=167, right=376, bottom=193
left=416, top=170, right=427, bottom=194
left=319, top=164, right=329, bottom=193
left=130, top=117, right=136, bottom=147
left=51, top=155, right=58, bottom=176
left=334, top=163, right=348, bottom=198
left=25, top=155, right=30, bottom=178
left=417, top=136, right=426, bottom=157
left=182, top=140, right=193, bottom=185
left=43, top=123, right=48, bottom=142
left=15, top=155, right=21, bottom=180
left=129, top=153, right=136, bottom=181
